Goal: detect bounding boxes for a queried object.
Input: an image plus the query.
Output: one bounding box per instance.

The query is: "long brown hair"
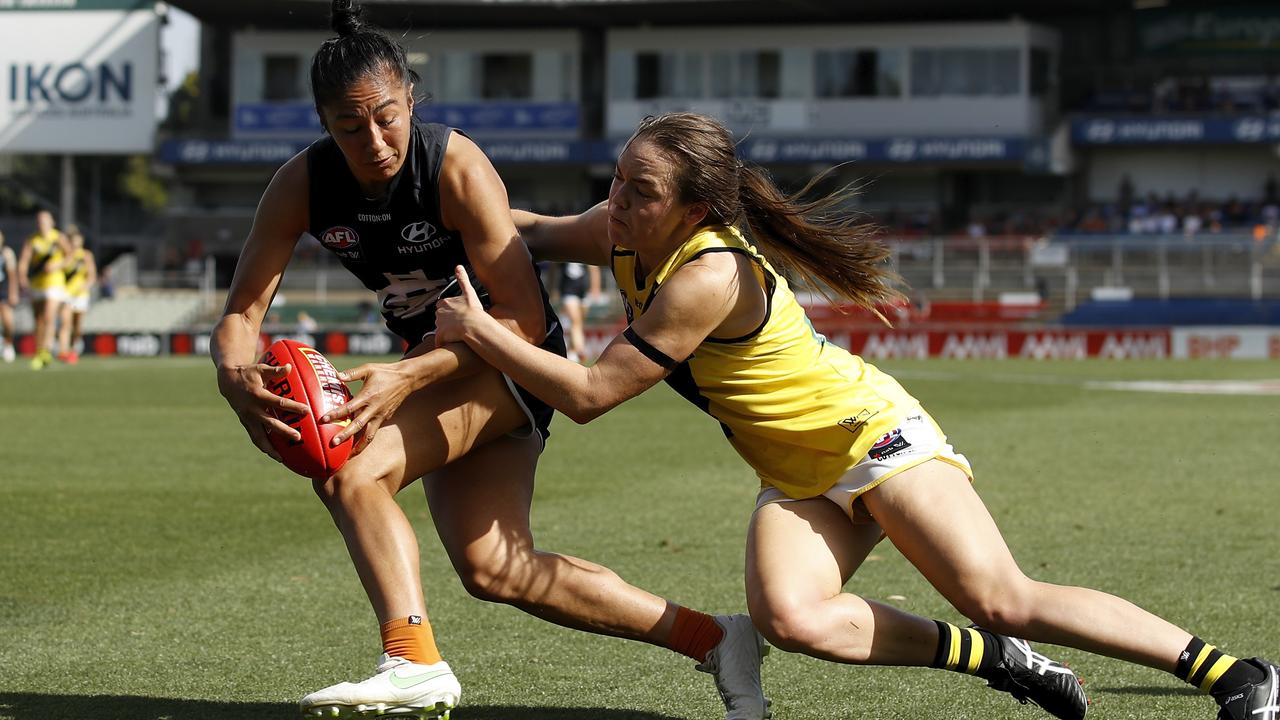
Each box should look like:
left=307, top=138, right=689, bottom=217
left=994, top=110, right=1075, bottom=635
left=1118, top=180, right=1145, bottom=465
left=631, top=112, right=903, bottom=313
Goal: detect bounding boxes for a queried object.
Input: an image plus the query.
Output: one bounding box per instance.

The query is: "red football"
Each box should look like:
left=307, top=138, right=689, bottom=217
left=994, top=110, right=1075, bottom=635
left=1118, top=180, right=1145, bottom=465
left=259, top=339, right=356, bottom=479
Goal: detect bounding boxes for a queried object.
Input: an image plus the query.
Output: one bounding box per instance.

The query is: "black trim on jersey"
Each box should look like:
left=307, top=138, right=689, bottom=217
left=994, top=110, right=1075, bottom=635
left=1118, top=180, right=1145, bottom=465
left=622, top=326, right=678, bottom=372
left=663, top=360, right=733, bottom=438
left=638, top=247, right=775, bottom=344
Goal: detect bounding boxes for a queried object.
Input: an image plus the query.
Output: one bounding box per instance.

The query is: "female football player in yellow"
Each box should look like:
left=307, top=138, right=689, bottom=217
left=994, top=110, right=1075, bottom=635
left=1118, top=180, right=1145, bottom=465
left=211, top=3, right=765, bottom=720
left=57, top=226, right=96, bottom=364
left=433, top=112, right=1278, bottom=720
left=17, top=209, right=70, bottom=370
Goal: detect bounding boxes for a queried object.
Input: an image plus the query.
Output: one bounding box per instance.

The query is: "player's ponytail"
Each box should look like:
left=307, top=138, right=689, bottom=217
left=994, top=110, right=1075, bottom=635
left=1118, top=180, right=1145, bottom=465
left=310, top=0, right=419, bottom=114
left=736, top=163, right=902, bottom=314
left=631, top=112, right=902, bottom=315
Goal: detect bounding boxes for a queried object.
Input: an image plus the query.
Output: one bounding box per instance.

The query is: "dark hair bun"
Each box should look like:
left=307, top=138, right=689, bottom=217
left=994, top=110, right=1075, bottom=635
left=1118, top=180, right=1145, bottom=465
left=331, top=0, right=364, bottom=36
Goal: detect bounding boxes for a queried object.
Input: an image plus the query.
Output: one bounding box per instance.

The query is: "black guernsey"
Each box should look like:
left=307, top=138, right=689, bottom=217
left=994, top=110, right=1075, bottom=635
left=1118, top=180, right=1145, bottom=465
left=305, top=120, right=565, bottom=439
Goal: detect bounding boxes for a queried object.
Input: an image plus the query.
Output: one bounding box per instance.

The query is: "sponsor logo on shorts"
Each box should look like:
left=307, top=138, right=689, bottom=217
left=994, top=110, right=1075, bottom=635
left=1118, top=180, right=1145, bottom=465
left=839, top=409, right=878, bottom=434
left=868, top=428, right=912, bottom=460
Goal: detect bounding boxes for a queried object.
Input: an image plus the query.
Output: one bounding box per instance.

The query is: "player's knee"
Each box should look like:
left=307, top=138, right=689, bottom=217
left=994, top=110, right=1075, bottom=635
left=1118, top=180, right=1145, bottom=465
left=453, top=545, right=538, bottom=605
left=312, top=460, right=394, bottom=509
left=953, top=577, right=1037, bottom=634
left=455, top=561, right=522, bottom=605
left=751, top=600, right=828, bottom=654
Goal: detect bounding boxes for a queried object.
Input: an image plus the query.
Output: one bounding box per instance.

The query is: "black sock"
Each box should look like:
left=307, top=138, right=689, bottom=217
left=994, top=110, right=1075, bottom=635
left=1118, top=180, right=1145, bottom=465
left=931, top=621, right=1000, bottom=676
left=1175, top=637, right=1263, bottom=694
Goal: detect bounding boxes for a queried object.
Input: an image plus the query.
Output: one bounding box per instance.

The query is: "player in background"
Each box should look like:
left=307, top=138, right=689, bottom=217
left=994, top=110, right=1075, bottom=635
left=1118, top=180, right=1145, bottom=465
left=557, top=261, right=600, bottom=363
left=17, top=209, right=70, bottom=370
left=434, top=112, right=1279, bottom=720
left=0, top=234, right=17, bottom=363
left=212, top=5, right=766, bottom=720
left=57, top=226, right=96, bottom=364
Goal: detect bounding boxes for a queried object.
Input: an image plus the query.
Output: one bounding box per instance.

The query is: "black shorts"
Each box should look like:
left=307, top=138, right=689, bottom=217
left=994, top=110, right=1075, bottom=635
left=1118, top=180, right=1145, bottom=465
left=511, top=319, right=566, bottom=445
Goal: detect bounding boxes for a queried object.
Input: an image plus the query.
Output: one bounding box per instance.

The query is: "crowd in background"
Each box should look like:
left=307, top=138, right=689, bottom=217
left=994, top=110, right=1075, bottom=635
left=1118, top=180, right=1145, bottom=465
left=1083, top=75, right=1280, bottom=115
left=877, top=177, right=1280, bottom=242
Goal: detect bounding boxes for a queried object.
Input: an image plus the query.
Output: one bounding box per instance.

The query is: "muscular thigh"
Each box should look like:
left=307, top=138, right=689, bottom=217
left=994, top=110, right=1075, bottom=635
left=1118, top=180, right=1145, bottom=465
left=747, top=498, right=883, bottom=615
left=860, top=459, right=1026, bottom=602
left=337, top=366, right=531, bottom=494
left=424, top=432, right=540, bottom=571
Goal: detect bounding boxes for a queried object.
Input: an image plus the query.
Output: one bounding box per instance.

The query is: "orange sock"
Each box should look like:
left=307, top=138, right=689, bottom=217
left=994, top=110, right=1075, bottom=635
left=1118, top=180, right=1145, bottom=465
left=380, top=615, right=442, bottom=665
left=667, top=606, right=724, bottom=662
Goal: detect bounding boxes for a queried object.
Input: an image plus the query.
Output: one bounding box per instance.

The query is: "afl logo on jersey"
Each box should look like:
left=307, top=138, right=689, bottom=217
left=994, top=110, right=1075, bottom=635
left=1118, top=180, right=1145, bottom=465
left=401, top=220, right=437, bottom=244
left=321, top=226, right=360, bottom=250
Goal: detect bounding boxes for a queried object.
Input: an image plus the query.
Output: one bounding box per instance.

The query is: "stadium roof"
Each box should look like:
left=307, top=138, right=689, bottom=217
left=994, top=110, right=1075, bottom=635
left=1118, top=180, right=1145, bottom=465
left=164, top=0, right=1134, bottom=29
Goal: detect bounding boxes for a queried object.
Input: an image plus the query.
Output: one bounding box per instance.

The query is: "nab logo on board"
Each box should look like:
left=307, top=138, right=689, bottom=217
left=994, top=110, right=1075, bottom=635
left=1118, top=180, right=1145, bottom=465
left=321, top=226, right=359, bottom=250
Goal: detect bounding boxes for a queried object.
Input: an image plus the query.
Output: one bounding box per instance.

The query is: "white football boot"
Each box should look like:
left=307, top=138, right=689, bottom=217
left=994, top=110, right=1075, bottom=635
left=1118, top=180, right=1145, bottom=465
left=695, top=614, right=772, bottom=720
left=300, top=654, right=460, bottom=719
left=1, top=342, right=14, bottom=363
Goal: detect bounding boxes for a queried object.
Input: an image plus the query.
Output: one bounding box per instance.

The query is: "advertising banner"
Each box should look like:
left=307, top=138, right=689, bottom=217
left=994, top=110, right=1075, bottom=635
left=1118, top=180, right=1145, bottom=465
left=1171, top=327, right=1280, bottom=359
left=233, top=101, right=580, bottom=137
left=1137, top=7, right=1280, bottom=54
left=1071, top=115, right=1280, bottom=145
left=24, top=327, right=1280, bottom=360
left=0, top=4, right=158, bottom=153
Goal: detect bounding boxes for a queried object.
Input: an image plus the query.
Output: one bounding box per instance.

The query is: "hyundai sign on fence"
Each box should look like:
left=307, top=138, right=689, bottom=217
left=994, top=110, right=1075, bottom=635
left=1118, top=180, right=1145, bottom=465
left=0, top=0, right=158, bottom=153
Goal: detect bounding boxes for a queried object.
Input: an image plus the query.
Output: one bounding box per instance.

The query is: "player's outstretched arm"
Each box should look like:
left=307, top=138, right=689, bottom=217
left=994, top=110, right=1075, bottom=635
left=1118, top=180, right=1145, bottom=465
left=436, top=252, right=737, bottom=423
left=211, top=153, right=312, bottom=461
left=512, top=201, right=612, bottom=266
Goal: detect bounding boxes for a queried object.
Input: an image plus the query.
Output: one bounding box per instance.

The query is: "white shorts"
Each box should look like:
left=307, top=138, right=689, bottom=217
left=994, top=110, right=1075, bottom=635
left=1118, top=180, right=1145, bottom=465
left=30, top=286, right=66, bottom=303
left=756, top=410, right=973, bottom=524
left=66, top=294, right=89, bottom=313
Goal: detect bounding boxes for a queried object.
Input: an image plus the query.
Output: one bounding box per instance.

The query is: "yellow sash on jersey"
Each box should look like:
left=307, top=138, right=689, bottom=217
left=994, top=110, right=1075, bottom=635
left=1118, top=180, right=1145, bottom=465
left=64, top=248, right=90, bottom=297
left=27, top=230, right=66, bottom=291
left=612, top=225, right=920, bottom=498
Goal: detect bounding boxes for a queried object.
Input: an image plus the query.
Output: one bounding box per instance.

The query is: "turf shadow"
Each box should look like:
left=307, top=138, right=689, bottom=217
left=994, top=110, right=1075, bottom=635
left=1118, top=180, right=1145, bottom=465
left=0, top=694, right=684, bottom=720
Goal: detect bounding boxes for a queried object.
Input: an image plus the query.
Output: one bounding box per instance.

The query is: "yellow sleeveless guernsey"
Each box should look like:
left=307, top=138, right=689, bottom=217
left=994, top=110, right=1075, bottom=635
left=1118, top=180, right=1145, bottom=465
left=64, top=248, right=89, bottom=297
left=27, top=230, right=66, bottom=291
left=612, top=225, right=920, bottom=499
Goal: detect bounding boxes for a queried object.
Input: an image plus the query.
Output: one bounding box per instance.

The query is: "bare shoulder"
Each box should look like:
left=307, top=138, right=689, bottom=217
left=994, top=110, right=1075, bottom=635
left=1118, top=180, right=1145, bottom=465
left=440, top=130, right=496, bottom=186
left=659, top=251, right=741, bottom=310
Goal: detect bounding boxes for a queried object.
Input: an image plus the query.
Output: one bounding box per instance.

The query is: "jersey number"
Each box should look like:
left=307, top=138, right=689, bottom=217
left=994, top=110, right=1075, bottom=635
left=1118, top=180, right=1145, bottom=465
left=377, top=270, right=453, bottom=320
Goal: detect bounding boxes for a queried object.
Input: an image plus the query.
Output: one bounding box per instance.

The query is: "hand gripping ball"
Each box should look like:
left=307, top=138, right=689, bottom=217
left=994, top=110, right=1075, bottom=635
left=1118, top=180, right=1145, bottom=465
left=259, top=339, right=356, bottom=479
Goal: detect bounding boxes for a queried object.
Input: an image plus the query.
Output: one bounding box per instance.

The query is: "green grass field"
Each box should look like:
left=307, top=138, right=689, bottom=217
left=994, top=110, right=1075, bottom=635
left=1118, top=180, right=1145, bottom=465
left=1, top=357, right=1277, bottom=720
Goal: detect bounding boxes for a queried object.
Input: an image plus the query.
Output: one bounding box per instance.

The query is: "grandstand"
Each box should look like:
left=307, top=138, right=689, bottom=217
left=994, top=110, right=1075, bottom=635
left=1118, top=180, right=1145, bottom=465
left=0, top=0, right=1277, bottom=359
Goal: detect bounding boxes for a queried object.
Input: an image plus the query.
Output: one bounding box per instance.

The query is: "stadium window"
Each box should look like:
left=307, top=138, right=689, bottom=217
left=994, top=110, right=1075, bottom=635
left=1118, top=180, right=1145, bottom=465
left=636, top=52, right=662, bottom=99
left=480, top=53, right=532, bottom=100
left=636, top=51, right=702, bottom=99
left=1030, top=47, right=1052, bottom=97
left=263, top=55, right=302, bottom=101
left=910, top=47, right=1021, bottom=97
left=991, top=48, right=1020, bottom=95
left=710, top=51, right=780, bottom=99
left=755, top=51, right=781, bottom=98
left=815, top=49, right=902, bottom=98
left=710, top=52, right=733, bottom=98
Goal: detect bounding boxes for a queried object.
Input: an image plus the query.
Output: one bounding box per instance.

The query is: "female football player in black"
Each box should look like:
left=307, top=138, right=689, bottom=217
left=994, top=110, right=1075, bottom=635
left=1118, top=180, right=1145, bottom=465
left=211, top=3, right=767, bottom=719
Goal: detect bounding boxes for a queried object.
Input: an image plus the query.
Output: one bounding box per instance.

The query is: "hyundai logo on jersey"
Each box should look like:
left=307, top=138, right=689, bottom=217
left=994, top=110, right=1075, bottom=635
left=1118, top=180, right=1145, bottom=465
left=401, top=221, right=437, bottom=244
